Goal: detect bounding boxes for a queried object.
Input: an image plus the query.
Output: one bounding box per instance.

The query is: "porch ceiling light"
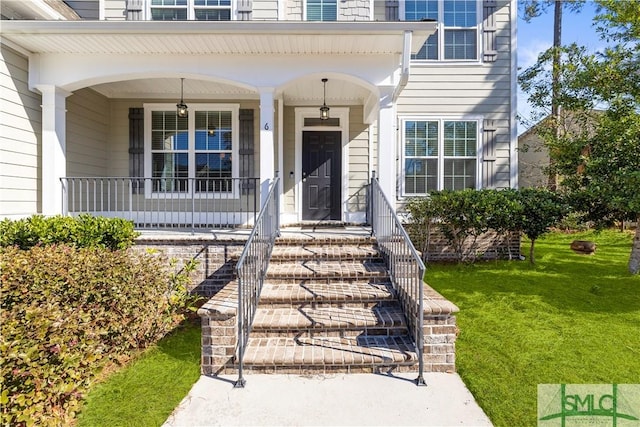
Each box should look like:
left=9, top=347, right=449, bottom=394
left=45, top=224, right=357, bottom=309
left=176, top=78, right=188, bottom=118
left=320, top=78, right=330, bottom=120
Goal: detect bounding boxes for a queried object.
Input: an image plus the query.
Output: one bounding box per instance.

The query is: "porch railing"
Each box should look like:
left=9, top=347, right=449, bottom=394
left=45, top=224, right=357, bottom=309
left=370, top=173, right=426, bottom=386
left=235, top=176, right=280, bottom=388
left=61, top=177, right=259, bottom=230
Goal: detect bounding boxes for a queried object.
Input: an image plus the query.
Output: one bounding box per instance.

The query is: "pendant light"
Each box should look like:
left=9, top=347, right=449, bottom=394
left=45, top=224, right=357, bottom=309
left=176, top=78, right=188, bottom=118
left=319, top=78, right=330, bottom=120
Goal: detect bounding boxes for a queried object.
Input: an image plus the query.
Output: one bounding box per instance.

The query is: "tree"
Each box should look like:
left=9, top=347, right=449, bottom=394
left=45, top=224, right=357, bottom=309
left=520, top=0, right=586, bottom=189
left=520, top=0, right=640, bottom=273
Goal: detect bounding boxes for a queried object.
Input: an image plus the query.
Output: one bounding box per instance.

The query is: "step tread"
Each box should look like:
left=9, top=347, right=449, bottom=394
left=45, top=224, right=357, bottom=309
left=252, top=305, right=406, bottom=331
left=242, top=335, right=417, bottom=366
left=260, top=281, right=395, bottom=303
left=270, top=245, right=381, bottom=261
left=266, top=260, right=388, bottom=279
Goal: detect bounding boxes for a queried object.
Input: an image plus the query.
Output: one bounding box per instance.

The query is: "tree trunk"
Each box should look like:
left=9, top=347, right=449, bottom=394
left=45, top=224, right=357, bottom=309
left=549, top=0, right=563, bottom=191
left=529, top=238, right=536, bottom=265
left=629, top=221, right=640, bottom=275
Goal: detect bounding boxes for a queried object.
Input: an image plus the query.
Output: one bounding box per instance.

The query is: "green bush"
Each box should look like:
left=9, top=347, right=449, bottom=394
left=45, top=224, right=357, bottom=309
left=0, top=245, right=195, bottom=426
left=0, top=215, right=138, bottom=250
left=406, top=189, right=568, bottom=263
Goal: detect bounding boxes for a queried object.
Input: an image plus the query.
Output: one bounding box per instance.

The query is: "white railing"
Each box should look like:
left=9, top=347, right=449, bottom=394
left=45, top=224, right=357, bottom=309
left=61, top=177, right=259, bottom=230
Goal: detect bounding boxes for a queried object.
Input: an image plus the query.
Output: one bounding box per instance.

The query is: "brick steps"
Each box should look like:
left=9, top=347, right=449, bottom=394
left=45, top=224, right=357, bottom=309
left=259, top=280, right=395, bottom=305
left=251, top=305, right=407, bottom=336
left=266, top=260, right=388, bottom=280
left=241, top=335, right=417, bottom=373
left=241, top=234, right=420, bottom=373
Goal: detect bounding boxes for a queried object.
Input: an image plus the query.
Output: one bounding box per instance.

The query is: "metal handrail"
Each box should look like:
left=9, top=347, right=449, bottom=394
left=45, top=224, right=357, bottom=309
left=60, top=177, right=259, bottom=231
left=370, top=173, right=426, bottom=386
left=234, top=176, right=280, bottom=388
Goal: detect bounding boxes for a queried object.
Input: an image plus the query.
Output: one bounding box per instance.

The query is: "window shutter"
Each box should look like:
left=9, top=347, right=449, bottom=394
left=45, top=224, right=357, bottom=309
left=483, top=0, right=498, bottom=62
left=239, top=109, right=255, bottom=192
left=237, top=0, right=253, bottom=21
left=126, top=0, right=144, bottom=20
left=385, top=0, right=399, bottom=21
left=482, top=119, right=497, bottom=188
left=129, top=108, right=144, bottom=193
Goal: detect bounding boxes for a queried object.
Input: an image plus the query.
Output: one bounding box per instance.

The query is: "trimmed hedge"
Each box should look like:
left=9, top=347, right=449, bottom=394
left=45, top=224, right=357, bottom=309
left=0, top=245, right=195, bottom=426
left=406, top=188, right=568, bottom=264
left=0, top=215, right=138, bottom=250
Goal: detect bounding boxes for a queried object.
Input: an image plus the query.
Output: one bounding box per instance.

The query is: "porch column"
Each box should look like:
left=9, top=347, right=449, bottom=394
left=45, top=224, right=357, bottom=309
left=37, top=85, right=71, bottom=216
left=259, top=88, right=275, bottom=208
left=377, top=86, right=397, bottom=204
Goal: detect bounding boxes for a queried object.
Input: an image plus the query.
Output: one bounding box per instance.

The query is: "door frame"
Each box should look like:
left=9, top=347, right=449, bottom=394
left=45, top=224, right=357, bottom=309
left=295, top=107, right=350, bottom=223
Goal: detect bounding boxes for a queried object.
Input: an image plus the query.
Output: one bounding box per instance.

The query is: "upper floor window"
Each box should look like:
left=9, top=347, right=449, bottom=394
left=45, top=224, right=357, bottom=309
left=405, top=0, right=478, bottom=61
left=401, top=118, right=479, bottom=195
left=150, top=0, right=231, bottom=21
left=306, top=0, right=337, bottom=21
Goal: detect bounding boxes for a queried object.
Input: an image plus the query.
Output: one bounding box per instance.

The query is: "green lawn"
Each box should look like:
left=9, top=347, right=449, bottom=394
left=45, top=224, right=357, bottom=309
left=427, top=229, right=640, bottom=427
left=76, top=230, right=639, bottom=427
left=76, top=319, right=201, bottom=427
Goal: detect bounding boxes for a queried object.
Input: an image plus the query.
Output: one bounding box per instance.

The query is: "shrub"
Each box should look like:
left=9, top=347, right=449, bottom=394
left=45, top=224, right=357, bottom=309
left=0, top=245, right=195, bottom=426
left=0, top=215, right=138, bottom=250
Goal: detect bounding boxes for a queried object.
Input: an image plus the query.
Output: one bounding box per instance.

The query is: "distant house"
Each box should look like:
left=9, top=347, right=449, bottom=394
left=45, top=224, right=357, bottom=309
left=1, top=0, right=519, bottom=226
left=518, top=110, right=600, bottom=189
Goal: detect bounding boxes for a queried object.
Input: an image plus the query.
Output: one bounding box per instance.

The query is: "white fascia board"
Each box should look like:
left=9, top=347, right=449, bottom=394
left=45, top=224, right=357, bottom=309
left=0, top=20, right=436, bottom=40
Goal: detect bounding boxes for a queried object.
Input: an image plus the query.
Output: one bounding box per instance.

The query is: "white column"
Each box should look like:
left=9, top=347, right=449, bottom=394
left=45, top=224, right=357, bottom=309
left=37, top=85, right=71, bottom=216
left=259, top=88, right=275, bottom=207
left=377, top=86, right=397, bottom=205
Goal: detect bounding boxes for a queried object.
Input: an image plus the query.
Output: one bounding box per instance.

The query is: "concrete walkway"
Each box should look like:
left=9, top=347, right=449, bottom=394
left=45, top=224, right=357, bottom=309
left=163, top=372, right=493, bottom=427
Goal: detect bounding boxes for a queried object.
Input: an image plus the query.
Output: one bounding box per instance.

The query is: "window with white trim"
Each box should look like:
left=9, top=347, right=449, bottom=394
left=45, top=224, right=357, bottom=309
left=306, top=0, right=337, bottom=21
left=150, top=0, right=232, bottom=20
left=402, top=118, right=479, bottom=195
left=145, top=105, right=238, bottom=195
left=405, top=0, right=478, bottom=61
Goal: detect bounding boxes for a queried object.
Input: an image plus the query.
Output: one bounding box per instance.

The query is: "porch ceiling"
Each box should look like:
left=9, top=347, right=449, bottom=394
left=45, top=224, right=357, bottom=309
left=0, top=21, right=436, bottom=56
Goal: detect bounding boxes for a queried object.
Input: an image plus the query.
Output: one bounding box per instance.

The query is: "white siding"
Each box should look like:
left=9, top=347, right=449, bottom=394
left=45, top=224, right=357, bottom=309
left=396, top=0, right=514, bottom=190
left=347, top=106, right=370, bottom=213
left=0, top=44, right=42, bottom=219
left=103, top=0, right=126, bottom=20
left=253, top=0, right=279, bottom=20
left=66, top=88, right=111, bottom=177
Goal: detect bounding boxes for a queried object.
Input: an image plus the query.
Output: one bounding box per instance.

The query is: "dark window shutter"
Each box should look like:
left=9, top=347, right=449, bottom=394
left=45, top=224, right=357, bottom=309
left=483, top=0, right=498, bottom=62
left=385, top=0, right=399, bottom=21
left=237, top=0, right=253, bottom=20
left=482, top=119, right=497, bottom=188
left=129, top=108, right=144, bottom=193
left=239, top=109, right=255, bottom=192
left=126, top=0, right=144, bottom=20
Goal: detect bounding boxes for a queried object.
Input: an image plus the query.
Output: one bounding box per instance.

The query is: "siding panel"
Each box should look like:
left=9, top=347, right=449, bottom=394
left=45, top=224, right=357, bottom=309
left=0, top=44, right=41, bottom=218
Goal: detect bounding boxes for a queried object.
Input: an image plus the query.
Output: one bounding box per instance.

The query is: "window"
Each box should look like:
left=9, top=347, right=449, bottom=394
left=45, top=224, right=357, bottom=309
left=306, top=0, right=337, bottom=21
left=405, top=0, right=478, bottom=61
left=402, top=119, right=478, bottom=195
left=150, top=0, right=232, bottom=20
left=145, top=105, right=238, bottom=196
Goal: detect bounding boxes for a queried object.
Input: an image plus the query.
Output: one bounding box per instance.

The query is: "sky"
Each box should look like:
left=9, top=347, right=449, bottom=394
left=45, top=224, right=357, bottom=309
left=517, top=0, right=606, bottom=135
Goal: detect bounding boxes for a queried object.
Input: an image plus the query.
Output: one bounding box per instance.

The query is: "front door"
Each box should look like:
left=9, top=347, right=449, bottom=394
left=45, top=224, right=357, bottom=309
left=302, top=131, right=341, bottom=221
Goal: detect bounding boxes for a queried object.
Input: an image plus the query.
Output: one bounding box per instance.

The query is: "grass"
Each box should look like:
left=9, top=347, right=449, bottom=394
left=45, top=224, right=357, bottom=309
left=75, top=230, right=639, bottom=427
left=76, top=318, right=201, bottom=427
left=426, top=229, right=640, bottom=427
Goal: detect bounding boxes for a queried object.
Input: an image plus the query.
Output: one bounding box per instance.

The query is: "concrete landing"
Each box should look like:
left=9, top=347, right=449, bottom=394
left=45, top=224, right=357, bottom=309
left=163, top=372, right=492, bottom=426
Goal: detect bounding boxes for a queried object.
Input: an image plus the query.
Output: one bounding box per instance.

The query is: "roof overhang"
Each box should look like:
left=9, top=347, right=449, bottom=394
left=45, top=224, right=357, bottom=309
left=0, top=20, right=436, bottom=56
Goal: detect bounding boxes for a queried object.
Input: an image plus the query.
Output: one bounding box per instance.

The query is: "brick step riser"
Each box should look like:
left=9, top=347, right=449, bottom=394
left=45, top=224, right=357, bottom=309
left=257, top=300, right=400, bottom=309
left=265, top=274, right=391, bottom=282
left=249, top=328, right=410, bottom=338
left=269, top=256, right=384, bottom=263
left=274, top=240, right=376, bottom=247
left=237, top=364, right=419, bottom=375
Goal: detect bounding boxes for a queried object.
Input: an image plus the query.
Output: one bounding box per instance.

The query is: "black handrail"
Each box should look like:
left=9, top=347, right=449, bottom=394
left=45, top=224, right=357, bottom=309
left=234, top=176, right=280, bottom=387
left=370, top=173, right=426, bottom=386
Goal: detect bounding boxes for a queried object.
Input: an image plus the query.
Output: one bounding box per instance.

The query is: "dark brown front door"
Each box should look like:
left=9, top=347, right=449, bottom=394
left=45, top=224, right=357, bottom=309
left=302, top=131, right=341, bottom=221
